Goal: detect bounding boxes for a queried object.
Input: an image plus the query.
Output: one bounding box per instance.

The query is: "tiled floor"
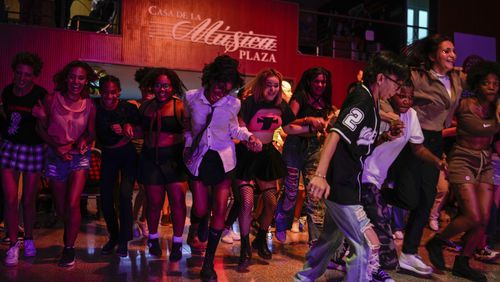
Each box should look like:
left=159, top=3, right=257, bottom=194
left=0, top=199, right=499, bottom=281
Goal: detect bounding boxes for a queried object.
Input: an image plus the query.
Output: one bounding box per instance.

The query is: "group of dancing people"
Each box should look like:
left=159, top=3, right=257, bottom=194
left=1, top=33, right=499, bottom=282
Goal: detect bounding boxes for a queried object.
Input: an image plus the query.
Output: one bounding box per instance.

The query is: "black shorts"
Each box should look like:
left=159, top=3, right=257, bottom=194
left=138, top=143, right=187, bottom=185
left=235, top=143, right=287, bottom=182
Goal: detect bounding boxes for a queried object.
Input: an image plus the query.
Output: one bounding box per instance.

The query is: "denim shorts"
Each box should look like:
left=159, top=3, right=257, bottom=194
left=45, top=147, right=91, bottom=181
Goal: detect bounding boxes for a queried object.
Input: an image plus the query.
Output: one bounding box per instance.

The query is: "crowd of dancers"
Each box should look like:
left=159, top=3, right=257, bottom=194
left=1, top=33, right=499, bottom=282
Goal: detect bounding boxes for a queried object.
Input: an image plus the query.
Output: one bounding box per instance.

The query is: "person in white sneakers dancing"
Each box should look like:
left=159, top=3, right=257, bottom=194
left=1, top=52, right=47, bottom=266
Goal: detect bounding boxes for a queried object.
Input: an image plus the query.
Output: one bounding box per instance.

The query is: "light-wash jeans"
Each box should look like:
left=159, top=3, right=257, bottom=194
left=295, top=200, right=375, bottom=282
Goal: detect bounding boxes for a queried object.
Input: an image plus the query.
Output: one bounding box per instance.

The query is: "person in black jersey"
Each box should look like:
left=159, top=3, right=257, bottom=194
left=138, top=68, right=188, bottom=262
left=1, top=52, right=47, bottom=266
left=295, top=51, right=408, bottom=282
left=96, top=75, right=140, bottom=257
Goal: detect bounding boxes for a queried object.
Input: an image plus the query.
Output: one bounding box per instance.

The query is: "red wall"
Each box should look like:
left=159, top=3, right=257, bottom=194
left=0, top=0, right=366, bottom=107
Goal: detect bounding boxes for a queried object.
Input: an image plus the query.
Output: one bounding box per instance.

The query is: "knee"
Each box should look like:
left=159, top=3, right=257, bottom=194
left=465, top=213, right=482, bottom=229
left=68, top=199, right=80, bottom=213
left=192, top=206, right=208, bottom=218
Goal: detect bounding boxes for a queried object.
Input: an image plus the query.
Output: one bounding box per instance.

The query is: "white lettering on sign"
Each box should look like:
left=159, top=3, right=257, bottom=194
left=147, top=6, right=278, bottom=63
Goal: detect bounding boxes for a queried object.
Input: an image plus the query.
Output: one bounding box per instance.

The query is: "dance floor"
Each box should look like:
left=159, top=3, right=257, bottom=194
left=0, top=195, right=499, bottom=282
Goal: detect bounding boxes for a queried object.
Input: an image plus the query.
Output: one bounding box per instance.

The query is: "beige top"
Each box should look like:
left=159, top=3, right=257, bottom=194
left=47, top=92, right=94, bottom=147
left=411, top=68, right=462, bottom=131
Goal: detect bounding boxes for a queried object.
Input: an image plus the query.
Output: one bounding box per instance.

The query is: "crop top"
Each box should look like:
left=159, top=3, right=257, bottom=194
left=239, top=97, right=295, bottom=132
left=139, top=98, right=183, bottom=134
left=290, top=91, right=332, bottom=119
left=456, top=98, right=499, bottom=138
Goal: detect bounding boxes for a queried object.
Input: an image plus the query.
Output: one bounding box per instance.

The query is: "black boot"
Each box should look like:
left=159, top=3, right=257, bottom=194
left=148, top=238, right=162, bottom=257
left=452, top=255, right=487, bottom=282
left=425, top=235, right=445, bottom=270
left=200, top=228, right=223, bottom=282
left=237, top=235, right=252, bottom=272
left=252, top=229, right=272, bottom=260
left=169, top=241, right=182, bottom=262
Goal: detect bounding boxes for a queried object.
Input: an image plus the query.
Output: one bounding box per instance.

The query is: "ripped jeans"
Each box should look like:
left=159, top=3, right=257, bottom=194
left=275, top=135, right=325, bottom=242
left=295, top=200, right=379, bottom=282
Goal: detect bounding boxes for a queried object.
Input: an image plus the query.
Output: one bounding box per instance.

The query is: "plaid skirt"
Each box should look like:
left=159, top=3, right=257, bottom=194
left=0, top=139, right=45, bottom=173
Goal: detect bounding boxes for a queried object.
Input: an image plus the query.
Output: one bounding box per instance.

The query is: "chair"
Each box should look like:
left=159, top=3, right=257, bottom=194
left=70, top=0, right=117, bottom=33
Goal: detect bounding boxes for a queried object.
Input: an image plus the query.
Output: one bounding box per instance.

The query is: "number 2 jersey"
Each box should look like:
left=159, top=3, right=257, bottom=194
left=327, top=83, right=380, bottom=205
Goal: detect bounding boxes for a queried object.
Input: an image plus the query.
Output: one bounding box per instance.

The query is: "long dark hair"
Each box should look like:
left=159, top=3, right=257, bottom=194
left=53, top=60, right=98, bottom=98
left=403, top=34, right=453, bottom=70
left=294, top=67, right=332, bottom=110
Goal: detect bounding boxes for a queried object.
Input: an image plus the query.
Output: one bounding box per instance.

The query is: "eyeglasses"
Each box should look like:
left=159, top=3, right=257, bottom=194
left=481, top=80, right=499, bottom=87
left=154, top=83, right=171, bottom=89
left=383, top=74, right=403, bottom=90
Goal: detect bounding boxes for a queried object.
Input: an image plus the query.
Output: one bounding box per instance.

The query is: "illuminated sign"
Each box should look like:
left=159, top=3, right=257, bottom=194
left=148, top=5, right=277, bottom=63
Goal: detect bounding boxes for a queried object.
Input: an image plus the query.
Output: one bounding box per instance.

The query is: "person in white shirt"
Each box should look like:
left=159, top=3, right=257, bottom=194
left=183, top=55, right=262, bottom=282
left=361, top=81, right=445, bottom=276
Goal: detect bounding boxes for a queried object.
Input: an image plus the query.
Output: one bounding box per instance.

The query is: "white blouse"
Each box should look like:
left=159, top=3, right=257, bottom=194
left=183, top=88, right=252, bottom=176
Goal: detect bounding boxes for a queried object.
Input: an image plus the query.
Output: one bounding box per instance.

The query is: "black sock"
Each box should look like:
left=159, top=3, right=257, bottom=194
left=204, top=228, right=223, bottom=264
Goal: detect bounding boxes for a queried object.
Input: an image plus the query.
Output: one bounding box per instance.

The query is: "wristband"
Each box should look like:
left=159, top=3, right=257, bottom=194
left=313, top=172, right=326, bottom=179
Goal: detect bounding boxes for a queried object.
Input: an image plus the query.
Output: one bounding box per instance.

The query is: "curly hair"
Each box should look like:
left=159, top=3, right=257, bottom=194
left=243, top=68, right=284, bottom=106
left=53, top=61, right=98, bottom=98
left=403, top=34, right=453, bottom=70
left=141, top=67, right=186, bottom=98
left=466, top=61, right=500, bottom=92
left=293, top=67, right=332, bottom=109
left=99, top=75, right=121, bottom=92
left=201, top=55, right=244, bottom=90
left=362, top=51, right=408, bottom=86
left=134, top=67, right=153, bottom=87
left=11, top=52, right=43, bottom=77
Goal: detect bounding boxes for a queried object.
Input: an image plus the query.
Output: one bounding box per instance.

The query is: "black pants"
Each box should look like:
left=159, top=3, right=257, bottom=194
left=383, top=130, right=442, bottom=254
left=100, top=143, right=137, bottom=244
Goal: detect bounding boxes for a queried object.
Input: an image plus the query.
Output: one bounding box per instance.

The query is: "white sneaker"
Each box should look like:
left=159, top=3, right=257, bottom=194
left=221, top=228, right=233, bottom=244
left=291, top=219, right=300, bottom=233
left=230, top=229, right=241, bottom=241
left=429, top=219, right=439, bottom=231
left=399, top=252, right=433, bottom=275
left=393, top=231, right=404, bottom=240
left=23, top=239, right=36, bottom=257
left=5, top=241, right=21, bottom=266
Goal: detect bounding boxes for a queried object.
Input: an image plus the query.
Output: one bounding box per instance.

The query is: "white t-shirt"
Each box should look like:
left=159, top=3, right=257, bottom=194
left=362, top=108, right=424, bottom=189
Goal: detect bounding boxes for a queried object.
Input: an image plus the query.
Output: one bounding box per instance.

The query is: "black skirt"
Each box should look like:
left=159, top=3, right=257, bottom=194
left=235, top=142, right=287, bottom=182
